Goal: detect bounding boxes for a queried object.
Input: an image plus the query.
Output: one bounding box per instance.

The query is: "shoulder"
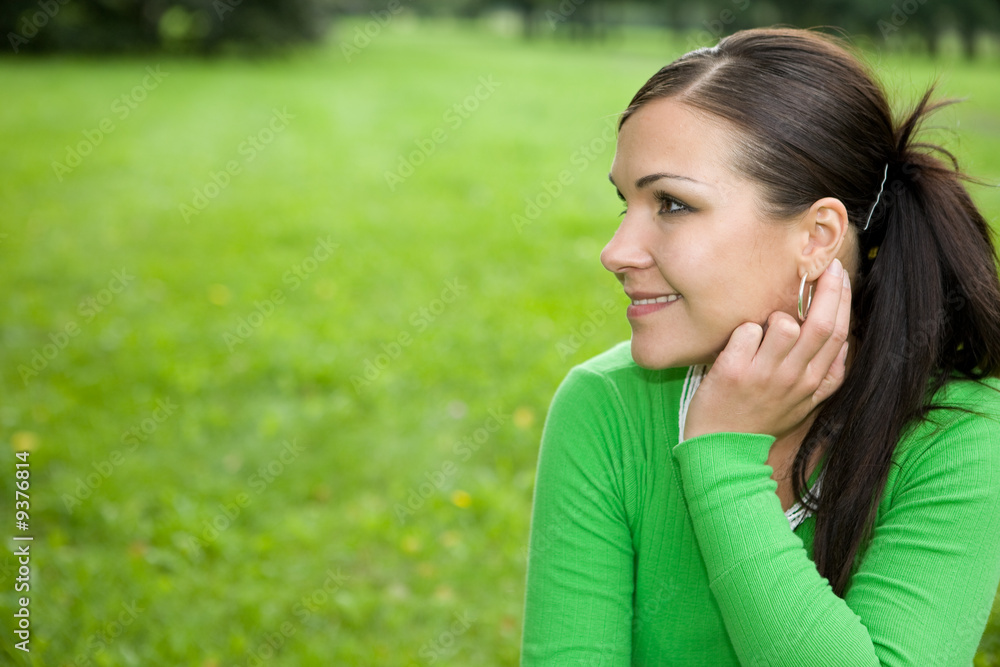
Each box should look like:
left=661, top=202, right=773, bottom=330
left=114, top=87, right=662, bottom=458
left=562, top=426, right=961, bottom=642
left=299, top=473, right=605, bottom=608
left=556, top=340, right=686, bottom=398
left=571, top=339, right=640, bottom=377
left=917, top=374, right=1000, bottom=442
left=540, top=342, right=690, bottom=528
left=891, top=374, right=1000, bottom=490
left=545, top=340, right=688, bottom=446
left=929, top=374, right=1000, bottom=412
left=546, top=341, right=634, bottom=422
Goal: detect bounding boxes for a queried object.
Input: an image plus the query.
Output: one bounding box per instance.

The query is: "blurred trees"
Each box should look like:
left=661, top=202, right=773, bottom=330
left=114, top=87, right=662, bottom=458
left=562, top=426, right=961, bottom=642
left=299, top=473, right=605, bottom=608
left=3, top=0, right=999, bottom=57
left=1, top=0, right=344, bottom=54
left=448, top=0, right=1000, bottom=58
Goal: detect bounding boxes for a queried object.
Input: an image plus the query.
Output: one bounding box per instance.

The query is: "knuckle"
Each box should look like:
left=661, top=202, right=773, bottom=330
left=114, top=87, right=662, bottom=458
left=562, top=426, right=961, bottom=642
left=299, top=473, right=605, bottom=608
left=830, top=322, right=849, bottom=346
left=715, top=366, right=739, bottom=386
left=777, top=369, right=799, bottom=391
left=731, top=322, right=762, bottom=348
left=771, top=310, right=796, bottom=326
left=774, top=317, right=800, bottom=341
left=718, top=356, right=741, bottom=378
left=812, top=317, right=837, bottom=340
left=804, top=366, right=826, bottom=389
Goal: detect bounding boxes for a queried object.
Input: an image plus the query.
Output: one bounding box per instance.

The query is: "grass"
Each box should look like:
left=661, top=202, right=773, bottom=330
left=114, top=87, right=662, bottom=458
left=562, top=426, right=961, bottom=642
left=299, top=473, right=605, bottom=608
left=1, top=15, right=999, bottom=666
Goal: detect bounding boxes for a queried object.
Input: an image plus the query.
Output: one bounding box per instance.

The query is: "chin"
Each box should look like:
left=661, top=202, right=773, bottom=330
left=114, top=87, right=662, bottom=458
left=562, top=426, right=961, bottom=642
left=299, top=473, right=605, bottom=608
left=629, top=335, right=719, bottom=370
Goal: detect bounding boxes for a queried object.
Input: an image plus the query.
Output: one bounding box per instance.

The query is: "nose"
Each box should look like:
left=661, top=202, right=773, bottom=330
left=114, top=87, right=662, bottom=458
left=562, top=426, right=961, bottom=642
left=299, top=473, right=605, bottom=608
left=600, top=214, right=653, bottom=276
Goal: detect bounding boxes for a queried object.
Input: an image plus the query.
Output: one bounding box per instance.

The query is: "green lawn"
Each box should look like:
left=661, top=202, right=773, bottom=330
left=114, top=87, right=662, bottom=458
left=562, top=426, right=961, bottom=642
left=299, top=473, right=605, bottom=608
left=1, top=16, right=1000, bottom=665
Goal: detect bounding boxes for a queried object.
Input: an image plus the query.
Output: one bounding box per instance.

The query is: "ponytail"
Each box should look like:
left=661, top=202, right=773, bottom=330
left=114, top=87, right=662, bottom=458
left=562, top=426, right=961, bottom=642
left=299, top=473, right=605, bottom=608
left=797, top=85, right=1000, bottom=595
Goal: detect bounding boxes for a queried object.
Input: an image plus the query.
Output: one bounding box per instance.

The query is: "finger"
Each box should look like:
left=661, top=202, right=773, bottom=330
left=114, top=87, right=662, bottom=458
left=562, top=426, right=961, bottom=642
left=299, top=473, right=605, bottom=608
left=716, top=321, right=764, bottom=374
left=754, top=311, right=800, bottom=369
left=786, top=259, right=845, bottom=371
left=804, top=265, right=853, bottom=382
left=813, top=340, right=849, bottom=404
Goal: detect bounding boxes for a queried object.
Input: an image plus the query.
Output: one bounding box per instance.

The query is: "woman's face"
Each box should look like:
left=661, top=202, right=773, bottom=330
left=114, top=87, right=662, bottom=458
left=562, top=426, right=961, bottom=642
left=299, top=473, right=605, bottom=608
left=602, top=96, right=806, bottom=370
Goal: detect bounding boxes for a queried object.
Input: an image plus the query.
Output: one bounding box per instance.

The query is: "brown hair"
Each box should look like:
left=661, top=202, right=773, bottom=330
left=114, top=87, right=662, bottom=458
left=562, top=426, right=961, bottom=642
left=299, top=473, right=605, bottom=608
left=619, top=27, right=1000, bottom=597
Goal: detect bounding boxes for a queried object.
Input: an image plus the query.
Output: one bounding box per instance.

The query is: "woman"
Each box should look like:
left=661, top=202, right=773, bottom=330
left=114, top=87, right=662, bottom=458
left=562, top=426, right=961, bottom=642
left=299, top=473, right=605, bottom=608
left=520, top=27, right=1000, bottom=665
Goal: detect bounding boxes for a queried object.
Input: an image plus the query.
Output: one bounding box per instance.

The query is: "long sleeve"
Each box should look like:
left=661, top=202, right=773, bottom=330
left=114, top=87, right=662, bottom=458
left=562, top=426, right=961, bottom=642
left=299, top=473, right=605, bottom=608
left=671, top=392, right=1000, bottom=666
left=521, top=366, right=635, bottom=665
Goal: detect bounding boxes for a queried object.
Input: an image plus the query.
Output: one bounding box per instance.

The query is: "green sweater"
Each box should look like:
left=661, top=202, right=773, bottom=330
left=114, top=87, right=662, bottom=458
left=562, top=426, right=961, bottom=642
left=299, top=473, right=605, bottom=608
left=521, top=341, right=1000, bottom=665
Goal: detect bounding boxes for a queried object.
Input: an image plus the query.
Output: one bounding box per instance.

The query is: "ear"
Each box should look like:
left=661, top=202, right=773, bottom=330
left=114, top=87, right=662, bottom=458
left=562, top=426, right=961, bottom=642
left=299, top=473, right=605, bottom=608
left=797, top=197, right=849, bottom=280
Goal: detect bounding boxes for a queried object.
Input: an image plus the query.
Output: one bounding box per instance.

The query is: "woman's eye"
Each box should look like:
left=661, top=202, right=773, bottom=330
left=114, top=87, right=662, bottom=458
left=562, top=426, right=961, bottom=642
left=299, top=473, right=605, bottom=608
left=614, top=191, right=690, bottom=218
left=656, top=193, right=689, bottom=215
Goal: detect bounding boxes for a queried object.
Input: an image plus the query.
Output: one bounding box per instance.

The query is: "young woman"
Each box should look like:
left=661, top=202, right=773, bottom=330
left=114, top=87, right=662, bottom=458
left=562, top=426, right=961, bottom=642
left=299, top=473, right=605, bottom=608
left=520, top=28, right=1000, bottom=665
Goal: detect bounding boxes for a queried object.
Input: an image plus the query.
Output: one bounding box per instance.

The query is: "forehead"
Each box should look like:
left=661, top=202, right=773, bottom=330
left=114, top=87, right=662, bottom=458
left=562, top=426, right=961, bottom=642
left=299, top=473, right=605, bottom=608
left=612, top=97, right=738, bottom=187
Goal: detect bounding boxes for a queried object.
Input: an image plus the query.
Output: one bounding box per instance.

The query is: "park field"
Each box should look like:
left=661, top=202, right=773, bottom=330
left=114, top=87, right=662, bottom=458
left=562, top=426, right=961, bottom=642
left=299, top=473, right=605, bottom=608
left=1, top=15, right=1000, bottom=665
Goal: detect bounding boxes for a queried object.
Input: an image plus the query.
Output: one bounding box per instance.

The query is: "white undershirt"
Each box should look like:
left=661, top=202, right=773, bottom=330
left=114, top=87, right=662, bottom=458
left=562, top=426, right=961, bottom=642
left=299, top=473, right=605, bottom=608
left=678, top=365, right=823, bottom=531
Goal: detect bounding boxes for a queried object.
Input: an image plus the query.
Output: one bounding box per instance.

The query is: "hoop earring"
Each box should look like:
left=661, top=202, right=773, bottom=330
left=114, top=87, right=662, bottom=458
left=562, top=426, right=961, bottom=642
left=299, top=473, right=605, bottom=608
left=797, top=272, right=813, bottom=322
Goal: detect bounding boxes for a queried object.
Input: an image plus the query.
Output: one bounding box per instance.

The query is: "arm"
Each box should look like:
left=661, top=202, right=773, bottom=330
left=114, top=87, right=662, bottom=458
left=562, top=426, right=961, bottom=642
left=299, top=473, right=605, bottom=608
left=520, top=366, right=635, bottom=665
left=671, top=402, right=1000, bottom=666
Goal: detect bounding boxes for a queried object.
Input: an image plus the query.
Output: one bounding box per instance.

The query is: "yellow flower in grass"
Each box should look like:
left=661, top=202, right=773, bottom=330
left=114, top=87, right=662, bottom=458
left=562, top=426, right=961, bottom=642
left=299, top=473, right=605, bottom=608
left=401, top=534, right=422, bottom=553
left=513, top=406, right=535, bottom=430
left=11, top=431, right=38, bottom=452
left=450, top=489, right=472, bottom=508
left=207, top=283, right=231, bottom=306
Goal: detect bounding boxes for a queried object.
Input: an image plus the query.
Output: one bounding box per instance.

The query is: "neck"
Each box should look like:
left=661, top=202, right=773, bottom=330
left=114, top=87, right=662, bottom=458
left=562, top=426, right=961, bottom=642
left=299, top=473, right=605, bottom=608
left=769, top=412, right=816, bottom=470
left=768, top=329, right=856, bottom=477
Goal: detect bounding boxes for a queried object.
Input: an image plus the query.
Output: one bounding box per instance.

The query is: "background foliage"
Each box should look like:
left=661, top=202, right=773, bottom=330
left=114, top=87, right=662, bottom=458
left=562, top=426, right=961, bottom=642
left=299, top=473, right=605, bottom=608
left=3, top=0, right=1000, bottom=55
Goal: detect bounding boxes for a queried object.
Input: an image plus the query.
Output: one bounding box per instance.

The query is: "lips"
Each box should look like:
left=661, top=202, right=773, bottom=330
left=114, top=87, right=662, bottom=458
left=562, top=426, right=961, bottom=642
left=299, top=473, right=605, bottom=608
left=630, top=294, right=681, bottom=305
left=625, top=290, right=682, bottom=318
left=625, top=290, right=681, bottom=303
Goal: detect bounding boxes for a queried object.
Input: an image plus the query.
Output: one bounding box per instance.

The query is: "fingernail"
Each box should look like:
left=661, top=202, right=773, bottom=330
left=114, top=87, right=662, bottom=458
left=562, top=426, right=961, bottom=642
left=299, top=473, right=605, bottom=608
left=843, top=269, right=850, bottom=288
left=830, top=258, right=844, bottom=277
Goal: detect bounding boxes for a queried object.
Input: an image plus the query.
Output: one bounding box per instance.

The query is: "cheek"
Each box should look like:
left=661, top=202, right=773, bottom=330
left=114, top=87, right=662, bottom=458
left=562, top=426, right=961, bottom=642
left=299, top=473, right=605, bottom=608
left=684, top=253, right=783, bottom=332
left=653, top=222, right=790, bottom=319
left=709, top=226, right=792, bottom=314
left=651, top=233, right=712, bottom=288
left=718, top=267, right=797, bottom=327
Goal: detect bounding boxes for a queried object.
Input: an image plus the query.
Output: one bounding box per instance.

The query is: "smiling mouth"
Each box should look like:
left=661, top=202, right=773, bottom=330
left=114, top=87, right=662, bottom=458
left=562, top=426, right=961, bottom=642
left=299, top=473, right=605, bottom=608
left=630, top=294, right=681, bottom=305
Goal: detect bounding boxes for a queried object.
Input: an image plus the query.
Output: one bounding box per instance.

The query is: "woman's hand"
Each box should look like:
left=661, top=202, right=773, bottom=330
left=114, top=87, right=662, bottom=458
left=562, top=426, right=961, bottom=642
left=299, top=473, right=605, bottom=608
left=683, top=258, right=852, bottom=442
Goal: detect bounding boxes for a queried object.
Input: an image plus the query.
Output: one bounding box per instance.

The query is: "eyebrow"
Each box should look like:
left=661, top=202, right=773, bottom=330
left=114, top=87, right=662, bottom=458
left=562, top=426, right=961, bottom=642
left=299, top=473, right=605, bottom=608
left=608, top=172, right=709, bottom=190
